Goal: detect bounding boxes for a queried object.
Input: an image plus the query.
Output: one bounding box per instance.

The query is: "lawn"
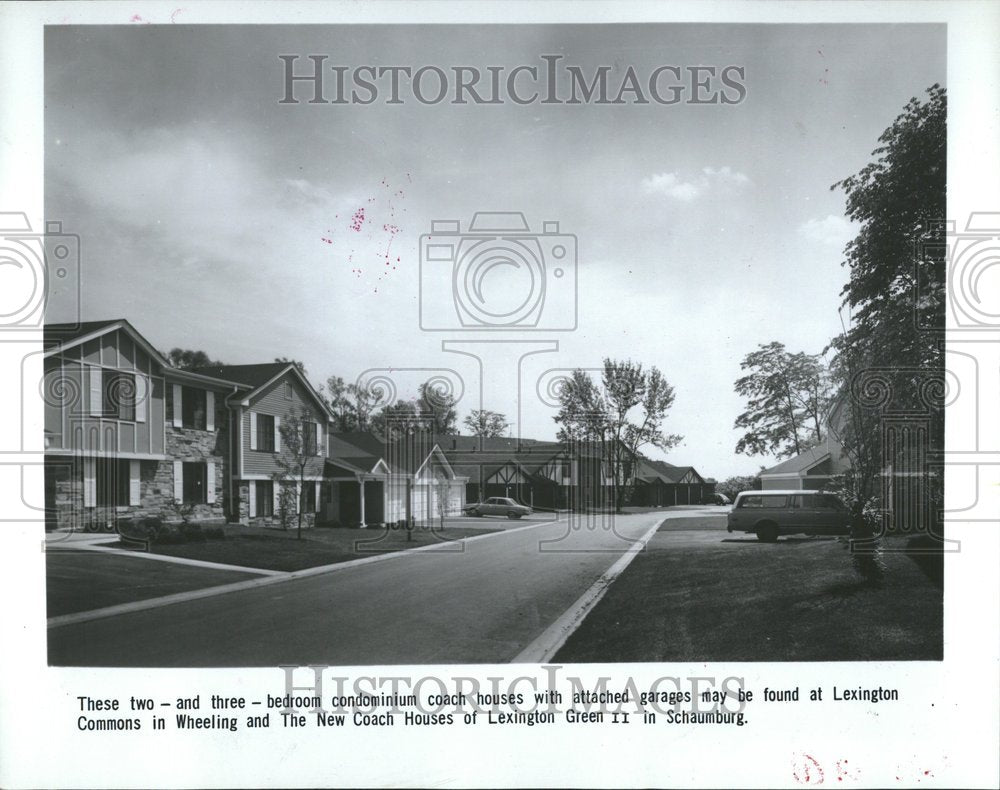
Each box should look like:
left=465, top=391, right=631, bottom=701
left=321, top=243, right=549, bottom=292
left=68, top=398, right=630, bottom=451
left=555, top=533, right=943, bottom=662
left=125, top=523, right=502, bottom=572
left=46, top=550, right=262, bottom=617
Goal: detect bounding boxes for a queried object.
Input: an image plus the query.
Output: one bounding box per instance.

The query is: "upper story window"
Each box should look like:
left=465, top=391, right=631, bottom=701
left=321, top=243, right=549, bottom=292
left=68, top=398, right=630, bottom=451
left=257, top=413, right=276, bottom=452
left=284, top=382, right=293, bottom=399
left=181, top=387, right=207, bottom=430
left=168, top=384, right=214, bottom=432
left=103, top=372, right=136, bottom=421
left=302, top=421, right=317, bottom=456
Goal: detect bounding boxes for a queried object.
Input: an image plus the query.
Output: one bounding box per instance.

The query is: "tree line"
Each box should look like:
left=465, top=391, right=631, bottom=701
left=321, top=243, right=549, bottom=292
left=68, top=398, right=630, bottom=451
left=730, top=84, right=946, bottom=532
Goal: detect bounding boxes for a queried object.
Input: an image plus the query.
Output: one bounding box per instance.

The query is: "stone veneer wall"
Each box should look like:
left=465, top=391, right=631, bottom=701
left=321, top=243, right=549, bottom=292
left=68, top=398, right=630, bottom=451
left=237, top=480, right=319, bottom=530
left=44, top=401, right=231, bottom=531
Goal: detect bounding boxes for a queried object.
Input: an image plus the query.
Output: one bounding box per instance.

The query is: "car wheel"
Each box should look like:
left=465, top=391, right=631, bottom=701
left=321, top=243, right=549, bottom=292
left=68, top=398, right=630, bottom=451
left=473, top=509, right=483, bottom=517
left=756, top=523, right=779, bottom=543
left=507, top=512, right=523, bottom=520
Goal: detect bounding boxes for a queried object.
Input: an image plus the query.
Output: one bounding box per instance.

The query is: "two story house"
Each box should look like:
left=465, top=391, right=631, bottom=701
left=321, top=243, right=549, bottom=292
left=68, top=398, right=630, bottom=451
left=43, top=320, right=242, bottom=530
left=191, top=363, right=333, bottom=529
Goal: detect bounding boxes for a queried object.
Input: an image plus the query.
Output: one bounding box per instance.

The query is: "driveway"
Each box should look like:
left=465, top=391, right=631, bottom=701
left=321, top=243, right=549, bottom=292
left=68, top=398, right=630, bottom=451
left=48, top=511, right=667, bottom=667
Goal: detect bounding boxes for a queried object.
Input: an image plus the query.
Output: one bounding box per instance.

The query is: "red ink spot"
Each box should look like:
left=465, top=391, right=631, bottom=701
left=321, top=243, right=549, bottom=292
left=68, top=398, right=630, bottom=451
left=349, top=208, right=365, bottom=231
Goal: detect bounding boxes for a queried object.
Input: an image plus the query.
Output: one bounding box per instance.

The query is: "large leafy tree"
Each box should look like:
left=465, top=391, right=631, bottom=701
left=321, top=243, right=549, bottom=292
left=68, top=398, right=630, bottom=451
left=554, top=359, right=682, bottom=512
left=165, top=348, right=223, bottom=370
left=827, top=84, right=946, bottom=534
left=733, top=342, right=831, bottom=459
left=463, top=409, right=511, bottom=438
left=322, top=376, right=383, bottom=431
left=417, top=379, right=458, bottom=435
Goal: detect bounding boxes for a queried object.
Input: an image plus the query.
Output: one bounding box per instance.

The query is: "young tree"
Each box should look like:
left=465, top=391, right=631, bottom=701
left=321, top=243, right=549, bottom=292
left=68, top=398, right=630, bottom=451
left=274, top=406, right=320, bottom=539
left=165, top=348, right=223, bottom=370
left=733, top=342, right=831, bottom=459
left=828, top=84, right=946, bottom=536
left=463, top=409, right=511, bottom=438
left=555, top=360, right=682, bottom=512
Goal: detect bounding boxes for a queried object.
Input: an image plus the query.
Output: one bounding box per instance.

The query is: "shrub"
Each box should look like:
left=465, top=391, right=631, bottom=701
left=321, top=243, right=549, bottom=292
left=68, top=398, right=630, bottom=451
left=178, top=523, right=207, bottom=542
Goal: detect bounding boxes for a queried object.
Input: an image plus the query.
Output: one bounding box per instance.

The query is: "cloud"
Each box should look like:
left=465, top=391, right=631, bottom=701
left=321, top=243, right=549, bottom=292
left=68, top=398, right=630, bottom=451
left=798, top=214, right=856, bottom=248
left=642, top=166, right=751, bottom=201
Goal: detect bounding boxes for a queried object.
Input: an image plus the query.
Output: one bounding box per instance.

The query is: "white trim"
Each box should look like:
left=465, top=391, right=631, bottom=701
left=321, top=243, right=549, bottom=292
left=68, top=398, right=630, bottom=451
left=82, top=457, right=96, bottom=508
left=172, top=384, right=183, bottom=428
left=206, top=391, right=215, bottom=432
left=88, top=366, right=102, bottom=417
left=248, top=480, right=256, bottom=516
left=249, top=411, right=257, bottom=450
left=206, top=461, right=216, bottom=504
left=128, top=460, right=141, bottom=506
left=134, top=373, right=147, bottom=423
left=238, top=473, right=325, bottom=481
left=44, top=449, right=169, bottom=461
left=43, top=320, right=172, bottom=370
left=274, top=415, right=281, bottom=452
left=172, top=460, right=183, bottom=503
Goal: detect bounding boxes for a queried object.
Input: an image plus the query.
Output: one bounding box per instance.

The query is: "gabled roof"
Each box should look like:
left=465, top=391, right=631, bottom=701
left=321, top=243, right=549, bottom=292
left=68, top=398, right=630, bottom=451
left=44, top=318, right=171, bottom=369
left=45, top=319, right=123, bottom=344
left=760, top=441, right=833, bottom=477
left=194, top=362, right=332, bottom=418
left=191, top=362, right=291, bottom=389
left=328, top=431, right=426, bottom=475
left=633, top=458, right=706, bottom=485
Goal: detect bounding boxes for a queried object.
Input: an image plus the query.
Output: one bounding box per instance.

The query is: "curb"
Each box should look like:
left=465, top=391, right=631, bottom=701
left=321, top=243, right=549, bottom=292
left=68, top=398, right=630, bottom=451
left=511, top=516, right=665, bottom=663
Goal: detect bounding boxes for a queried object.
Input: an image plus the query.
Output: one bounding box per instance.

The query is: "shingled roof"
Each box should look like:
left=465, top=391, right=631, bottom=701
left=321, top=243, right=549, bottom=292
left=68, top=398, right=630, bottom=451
left=190, top=362, right=292, bottom=389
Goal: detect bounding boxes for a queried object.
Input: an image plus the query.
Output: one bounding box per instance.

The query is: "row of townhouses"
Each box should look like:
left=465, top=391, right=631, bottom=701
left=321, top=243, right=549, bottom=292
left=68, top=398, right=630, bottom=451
left=42, top=319, right=714, bottom=532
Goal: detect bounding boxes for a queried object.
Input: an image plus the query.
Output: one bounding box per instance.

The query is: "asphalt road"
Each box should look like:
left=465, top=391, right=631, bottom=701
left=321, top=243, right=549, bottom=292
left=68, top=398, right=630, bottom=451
left=49, top=510, right=679, bottom=667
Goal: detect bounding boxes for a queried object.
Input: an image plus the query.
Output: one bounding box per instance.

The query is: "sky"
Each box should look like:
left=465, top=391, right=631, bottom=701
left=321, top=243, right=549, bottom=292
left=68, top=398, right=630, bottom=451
left=44, top=23, right=946, bottom=479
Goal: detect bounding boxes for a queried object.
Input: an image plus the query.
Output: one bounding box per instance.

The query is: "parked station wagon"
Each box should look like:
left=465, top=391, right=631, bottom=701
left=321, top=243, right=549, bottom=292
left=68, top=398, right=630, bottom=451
left=727, top=490, right=850, bottom=542
left=463, top=497, right=532, bottom=519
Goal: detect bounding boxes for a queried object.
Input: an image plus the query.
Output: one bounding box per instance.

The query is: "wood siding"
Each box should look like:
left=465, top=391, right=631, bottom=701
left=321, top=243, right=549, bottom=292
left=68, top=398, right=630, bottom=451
left=241, top=372, right=327, bottom=478
left=44, top=328, right=165, bottom=456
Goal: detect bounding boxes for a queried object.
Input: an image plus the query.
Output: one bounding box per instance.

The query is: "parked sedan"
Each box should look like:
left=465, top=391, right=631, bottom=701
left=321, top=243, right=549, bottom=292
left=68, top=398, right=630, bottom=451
left=463, top=497, right=532, bottom=519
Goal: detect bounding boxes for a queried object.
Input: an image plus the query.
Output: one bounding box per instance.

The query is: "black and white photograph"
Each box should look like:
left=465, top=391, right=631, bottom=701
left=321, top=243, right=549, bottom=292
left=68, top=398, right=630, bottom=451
left=1, top=2, right=998, bottom=788
left=41, top=21, right=948, bottom=668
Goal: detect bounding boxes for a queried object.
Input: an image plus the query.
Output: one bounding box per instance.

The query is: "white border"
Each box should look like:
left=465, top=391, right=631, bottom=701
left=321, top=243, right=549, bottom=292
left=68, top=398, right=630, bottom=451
left=1, top=2, right=998, bottom=788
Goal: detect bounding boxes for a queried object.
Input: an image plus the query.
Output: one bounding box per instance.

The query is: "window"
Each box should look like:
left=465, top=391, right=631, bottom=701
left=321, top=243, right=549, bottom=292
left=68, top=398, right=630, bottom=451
left=96, top=458, right=129, bottom=507
left=103, top=372, right=136, bottom=421
left=793, top=495, right=818, bottom=509
left=255, top=480, right=273, bottom=517
left=300, top=481, right=316, bottom=513
left=257, top=414, right=275, bottom=452
left=302, top=421, right=317, bottom=456
left=284, top=382, right=293, bottom=399
left=182, top=462, right=208, bottom=505
left=739, top=495, right=788, bottom=509
left=182, top=387, right=207, bottom=430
